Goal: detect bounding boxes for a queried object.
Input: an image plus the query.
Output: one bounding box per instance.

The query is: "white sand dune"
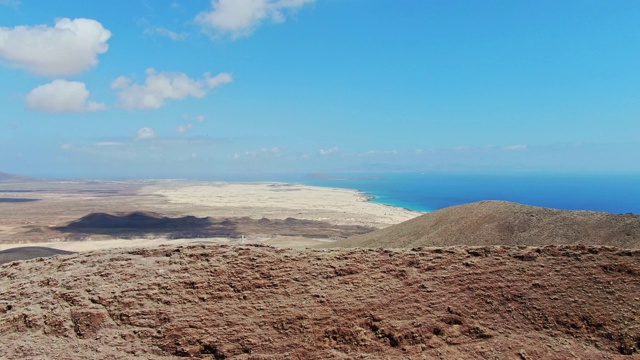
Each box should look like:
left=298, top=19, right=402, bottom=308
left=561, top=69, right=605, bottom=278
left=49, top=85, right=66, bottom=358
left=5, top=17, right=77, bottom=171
left=144, top=182, right=420, bottom=228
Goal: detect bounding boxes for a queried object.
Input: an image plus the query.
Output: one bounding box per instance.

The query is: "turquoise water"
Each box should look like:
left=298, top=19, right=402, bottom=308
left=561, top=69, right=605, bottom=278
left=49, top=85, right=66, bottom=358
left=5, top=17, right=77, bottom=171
left=300, top=173, right=640, bottom=214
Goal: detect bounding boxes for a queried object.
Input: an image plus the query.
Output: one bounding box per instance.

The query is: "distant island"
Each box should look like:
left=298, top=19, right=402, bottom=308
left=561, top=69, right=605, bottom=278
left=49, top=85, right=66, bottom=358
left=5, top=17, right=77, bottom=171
left=0, top=171, right=34, bottom=182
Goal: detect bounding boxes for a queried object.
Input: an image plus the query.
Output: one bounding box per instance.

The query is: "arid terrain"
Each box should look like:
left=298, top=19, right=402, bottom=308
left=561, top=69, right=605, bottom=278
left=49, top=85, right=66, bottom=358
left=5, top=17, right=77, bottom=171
left=2, top=177, right=640, bottom=358
left=0, top=179, right=419, bottom=250
left=1, top=244, right=639, bottom=359
left=332, top=201, right=640, bottom=249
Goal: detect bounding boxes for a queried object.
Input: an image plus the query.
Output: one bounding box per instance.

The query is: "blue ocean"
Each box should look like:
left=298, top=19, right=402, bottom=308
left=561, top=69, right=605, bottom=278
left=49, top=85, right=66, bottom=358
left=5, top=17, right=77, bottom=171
left=299, top=173, right=640, bottom=214
left=203, top=172, right=640, bottom=214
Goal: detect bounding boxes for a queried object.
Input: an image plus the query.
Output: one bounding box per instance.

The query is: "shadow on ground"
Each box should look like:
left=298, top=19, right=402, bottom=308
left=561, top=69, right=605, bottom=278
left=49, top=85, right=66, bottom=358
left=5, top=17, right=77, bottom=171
left=51, top=211, right=374, bottom=239
left=0, top=246, right=75, bottom=265
left=0, top=198, right=40, bottom=203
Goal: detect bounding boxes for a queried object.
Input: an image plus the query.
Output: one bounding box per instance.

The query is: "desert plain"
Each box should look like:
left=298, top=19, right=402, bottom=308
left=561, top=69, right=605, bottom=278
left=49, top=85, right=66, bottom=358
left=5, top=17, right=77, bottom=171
left=0, top=179, right=420, bottom=252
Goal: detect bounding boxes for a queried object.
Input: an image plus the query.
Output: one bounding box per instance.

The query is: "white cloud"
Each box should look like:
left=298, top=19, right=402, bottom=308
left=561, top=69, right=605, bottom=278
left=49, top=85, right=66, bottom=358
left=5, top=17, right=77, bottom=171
left=136, top=127, right=157, bottom=140
left=194, top=115, right=206, bottom=122
left=0, top=18, right=111, bottom=76
left=25, top=79, right=107, bottom=113
left=196, top=0, right=314, bottom=39
left=319, top=146, right=338, bottom=156
left=177, top=124, right=193, bottom=133
left=144, top=27, right=187, bottom=41
left=111, top=76, right=131, bottom=90
left=112, top=69, right=232, bottom=110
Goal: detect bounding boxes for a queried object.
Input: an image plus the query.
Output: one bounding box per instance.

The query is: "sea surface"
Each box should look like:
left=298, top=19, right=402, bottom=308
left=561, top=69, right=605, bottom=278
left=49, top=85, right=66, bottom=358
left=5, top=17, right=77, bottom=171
left=298, top=173, right=640, bottom=214
left=138, top=172, right=640, bottom=215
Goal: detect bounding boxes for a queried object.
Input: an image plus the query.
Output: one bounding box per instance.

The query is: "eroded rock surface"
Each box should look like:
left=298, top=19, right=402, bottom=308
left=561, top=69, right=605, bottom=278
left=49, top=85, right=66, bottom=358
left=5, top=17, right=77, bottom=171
left=1, top=244, right=639, bottom=359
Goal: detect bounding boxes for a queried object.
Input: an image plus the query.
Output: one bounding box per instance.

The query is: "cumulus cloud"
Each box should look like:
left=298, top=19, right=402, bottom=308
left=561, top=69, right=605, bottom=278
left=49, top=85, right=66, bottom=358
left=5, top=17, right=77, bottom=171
left=0, top=18, right=111, bottom=76
left=319, top=146, right=338, bottom=156
left=25, top=80, right=107, bottom=113
left=136, top=127, right=157, bottom=140
left=196, top=0, right=314, bottom=39
left=112, top=69, right=232, bottom=110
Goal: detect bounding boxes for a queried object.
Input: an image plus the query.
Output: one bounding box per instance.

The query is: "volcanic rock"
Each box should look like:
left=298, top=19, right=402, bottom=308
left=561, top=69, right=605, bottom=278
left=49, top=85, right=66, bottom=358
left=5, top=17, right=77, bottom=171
left=1, top=244, right=639, bottom=358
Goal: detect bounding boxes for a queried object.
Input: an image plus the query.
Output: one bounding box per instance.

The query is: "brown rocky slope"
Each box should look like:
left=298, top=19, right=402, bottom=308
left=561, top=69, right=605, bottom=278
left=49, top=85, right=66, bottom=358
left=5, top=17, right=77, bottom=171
left=1, top=244, right=639, bottom=359
left=330, top=201, right=640, bottom=249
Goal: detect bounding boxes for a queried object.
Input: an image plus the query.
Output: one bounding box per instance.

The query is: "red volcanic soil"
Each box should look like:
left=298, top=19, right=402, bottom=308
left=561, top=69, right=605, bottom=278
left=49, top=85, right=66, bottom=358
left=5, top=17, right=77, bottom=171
left=1, top=244, right=640, bottom=359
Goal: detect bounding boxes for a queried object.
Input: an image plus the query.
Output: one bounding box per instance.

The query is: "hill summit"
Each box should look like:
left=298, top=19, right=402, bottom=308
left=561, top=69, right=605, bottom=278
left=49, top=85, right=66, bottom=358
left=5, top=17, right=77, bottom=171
left=330, top=201, right=640, bottom=249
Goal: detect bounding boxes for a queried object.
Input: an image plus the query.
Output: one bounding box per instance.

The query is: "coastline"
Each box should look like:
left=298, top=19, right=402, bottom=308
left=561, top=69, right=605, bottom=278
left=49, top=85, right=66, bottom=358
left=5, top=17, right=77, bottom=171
left=0, top=180, right=422, bottom=253
left=142, top=181, right=422, bottom=228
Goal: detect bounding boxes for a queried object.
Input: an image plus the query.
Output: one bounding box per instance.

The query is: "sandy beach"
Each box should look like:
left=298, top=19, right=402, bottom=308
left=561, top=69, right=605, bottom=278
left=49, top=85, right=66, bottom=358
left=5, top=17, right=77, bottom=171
left=0, top=181, right=422, bottom=252
left=143, top=182, right=420, bottom=227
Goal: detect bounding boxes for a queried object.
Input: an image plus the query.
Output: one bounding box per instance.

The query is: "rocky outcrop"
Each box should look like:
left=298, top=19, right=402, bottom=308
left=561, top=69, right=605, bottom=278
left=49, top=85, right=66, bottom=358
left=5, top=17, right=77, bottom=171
left=1, top=244, right=639, bottom=358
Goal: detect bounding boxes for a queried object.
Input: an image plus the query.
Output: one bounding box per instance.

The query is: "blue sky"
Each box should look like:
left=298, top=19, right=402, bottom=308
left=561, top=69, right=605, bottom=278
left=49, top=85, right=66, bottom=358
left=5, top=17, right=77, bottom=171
left=0, top=0, right=639, bottom=178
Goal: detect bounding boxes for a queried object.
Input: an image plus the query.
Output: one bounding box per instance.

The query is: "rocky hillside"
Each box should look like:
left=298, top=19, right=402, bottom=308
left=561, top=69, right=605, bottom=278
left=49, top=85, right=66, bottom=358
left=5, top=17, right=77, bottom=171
left=330, top=201, right=640, bottom=249
left=1, top=244, right=639, bottom=358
